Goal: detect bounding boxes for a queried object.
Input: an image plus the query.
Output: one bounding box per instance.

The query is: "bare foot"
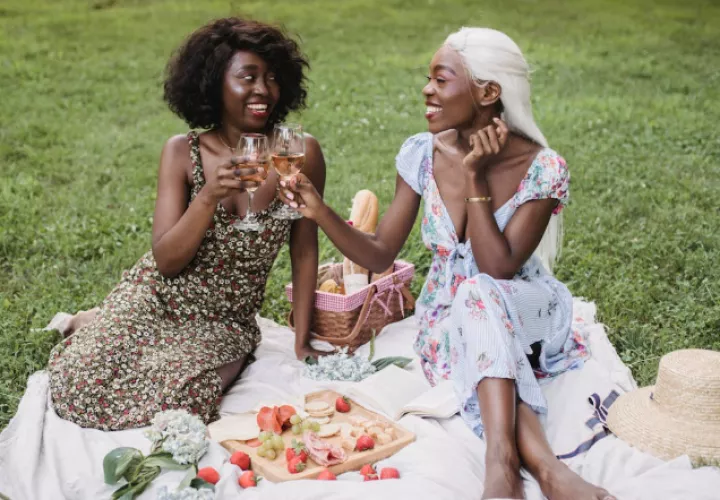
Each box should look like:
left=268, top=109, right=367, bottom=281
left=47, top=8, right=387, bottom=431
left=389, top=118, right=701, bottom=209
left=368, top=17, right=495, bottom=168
left=538, top=461, right=616, bottom=500
left=64, top=307, right=99, bottom=337
left=482, top=445, right=524, bottom=500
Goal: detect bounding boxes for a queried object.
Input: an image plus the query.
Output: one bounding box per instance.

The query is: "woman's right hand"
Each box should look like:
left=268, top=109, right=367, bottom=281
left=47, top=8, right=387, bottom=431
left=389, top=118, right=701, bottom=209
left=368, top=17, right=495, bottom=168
left=199, top=156, right=265, bottom=205
left=278, top=173, right=326, bottom=220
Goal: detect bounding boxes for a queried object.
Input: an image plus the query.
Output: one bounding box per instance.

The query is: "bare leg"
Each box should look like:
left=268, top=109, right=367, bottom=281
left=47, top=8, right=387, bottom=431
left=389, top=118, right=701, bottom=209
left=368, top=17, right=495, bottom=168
left=477, top=378, right=525, bottom=500
left=516, top=402, right=616, bottom=500
left=64, top=307, right=100, bottom=337
left=216, top=355, right=248, bottom=393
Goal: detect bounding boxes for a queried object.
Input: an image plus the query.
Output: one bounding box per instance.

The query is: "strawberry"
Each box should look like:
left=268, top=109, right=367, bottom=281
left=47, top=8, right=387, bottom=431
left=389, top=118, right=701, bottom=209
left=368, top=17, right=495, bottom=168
left=364, top=473, right=379, bottom=481
left=335, top=396, right=351, bottom=413
left=355, top=434, right=375, bottom=451
left=239, top=470, right=260, bottom=488
left=285, top=439, right=308, bottom=463
left=287, top=456, right=307, bottom=474
left=380, top=467, right=400, bottom=479
left=197, top=466, right=220, bottom=485
left=317, top=468, right=337, bottom=480
left=359, top=464, right=376, bottom=476
left=229, top=451, right=251, bottom=470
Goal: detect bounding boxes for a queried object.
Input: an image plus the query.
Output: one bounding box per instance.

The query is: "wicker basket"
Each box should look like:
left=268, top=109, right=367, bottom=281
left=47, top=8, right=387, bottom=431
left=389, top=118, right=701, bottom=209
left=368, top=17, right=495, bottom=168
left=285, top=261, right=415, bottom=351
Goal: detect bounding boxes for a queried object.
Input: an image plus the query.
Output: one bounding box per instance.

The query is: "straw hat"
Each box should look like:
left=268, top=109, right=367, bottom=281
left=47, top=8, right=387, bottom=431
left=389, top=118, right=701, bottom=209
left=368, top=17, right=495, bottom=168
left=607, top=349, right=720, bottom=462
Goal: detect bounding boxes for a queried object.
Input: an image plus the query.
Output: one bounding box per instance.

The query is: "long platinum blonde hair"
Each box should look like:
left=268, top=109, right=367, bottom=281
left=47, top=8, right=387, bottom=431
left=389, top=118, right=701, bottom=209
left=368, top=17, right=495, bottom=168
left=445, top=27, right=562, bottom=273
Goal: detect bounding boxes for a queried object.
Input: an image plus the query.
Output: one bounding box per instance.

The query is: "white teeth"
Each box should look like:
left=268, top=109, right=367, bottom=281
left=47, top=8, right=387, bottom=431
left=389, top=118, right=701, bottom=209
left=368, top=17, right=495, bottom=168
left=426, top=106, right=441, bottom=114
left=248, top=104, right=267, bottom=111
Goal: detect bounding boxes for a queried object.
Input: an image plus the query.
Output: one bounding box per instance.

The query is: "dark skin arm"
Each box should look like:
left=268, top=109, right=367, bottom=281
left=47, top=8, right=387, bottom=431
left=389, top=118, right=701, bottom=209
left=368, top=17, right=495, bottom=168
left=437, top=120, right=557, bottom=279
left=283, top=120, right=555, bottom=280
left=282, top=172, right=421, bottom=275
left=151, top=135, right=261, bottom=278
left=290, top=135, right=331, bottom=359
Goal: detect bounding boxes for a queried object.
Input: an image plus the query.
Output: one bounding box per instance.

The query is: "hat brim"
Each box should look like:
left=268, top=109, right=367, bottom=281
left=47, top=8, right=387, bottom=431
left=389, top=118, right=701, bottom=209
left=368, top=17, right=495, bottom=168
left=607, top=386, right=720, bottom=462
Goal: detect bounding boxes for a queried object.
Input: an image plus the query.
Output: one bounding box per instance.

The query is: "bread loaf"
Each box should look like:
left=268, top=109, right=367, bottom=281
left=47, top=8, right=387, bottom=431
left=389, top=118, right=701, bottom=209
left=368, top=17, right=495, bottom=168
left=319, top=279, right=340, bottom=294
left=342, top=190, right=379, bottom=285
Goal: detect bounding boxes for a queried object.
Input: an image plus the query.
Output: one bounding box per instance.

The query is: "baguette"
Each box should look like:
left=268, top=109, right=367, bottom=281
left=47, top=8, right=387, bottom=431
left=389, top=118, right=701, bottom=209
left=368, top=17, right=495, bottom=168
left=342, top=190, right=379, bottom=283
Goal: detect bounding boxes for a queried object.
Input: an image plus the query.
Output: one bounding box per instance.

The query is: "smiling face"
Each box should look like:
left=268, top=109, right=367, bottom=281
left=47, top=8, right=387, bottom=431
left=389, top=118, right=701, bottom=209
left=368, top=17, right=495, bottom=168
left=422, top=45, right=480, bottom=134
left=221, top=50, right=281, bottom=133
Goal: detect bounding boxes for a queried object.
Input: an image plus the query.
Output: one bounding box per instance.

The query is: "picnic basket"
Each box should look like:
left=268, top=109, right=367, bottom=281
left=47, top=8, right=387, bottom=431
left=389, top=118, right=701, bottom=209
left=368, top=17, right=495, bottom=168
left=285, top=260, right=415, bottom=351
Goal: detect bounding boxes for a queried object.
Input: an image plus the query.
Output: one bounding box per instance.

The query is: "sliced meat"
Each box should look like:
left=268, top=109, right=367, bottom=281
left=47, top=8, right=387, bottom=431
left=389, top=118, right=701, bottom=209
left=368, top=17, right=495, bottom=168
left=257, top=406, right=282, bottom=434
left=303, top=430, right=347, bottom=467
left=245, top=438, right=263, bottom=448
left=278, top=405, right=297, bottom=429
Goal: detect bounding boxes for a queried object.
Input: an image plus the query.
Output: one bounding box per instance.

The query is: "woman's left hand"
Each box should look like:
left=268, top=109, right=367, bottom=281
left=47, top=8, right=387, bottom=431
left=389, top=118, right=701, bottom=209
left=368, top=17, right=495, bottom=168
left=295, top=343, right=331, bottom=361
left=462, top=117, right=509, bottom=175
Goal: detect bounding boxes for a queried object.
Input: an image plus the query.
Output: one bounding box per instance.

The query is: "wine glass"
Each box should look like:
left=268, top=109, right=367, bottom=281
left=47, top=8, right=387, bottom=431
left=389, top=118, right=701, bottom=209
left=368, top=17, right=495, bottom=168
left=232, top=133, right=269, bottom=231
left=270, top=123, right=305, bottom=221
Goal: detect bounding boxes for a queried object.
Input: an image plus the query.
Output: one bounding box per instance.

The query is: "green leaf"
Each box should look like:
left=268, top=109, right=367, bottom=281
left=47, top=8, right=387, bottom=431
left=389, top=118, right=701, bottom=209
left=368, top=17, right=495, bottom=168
left=372, top=356, right=412, bottom=371
left=177, top=464, right=199, bottom=490
left=143, top=451, right=191, bottom=470
left=368, top=329, right=376, bottom=361
left=304, top=355, right=318, bottom=365
left=103, top=447, right=143, bottom=485
left=189, top=478, right=215, bottom=490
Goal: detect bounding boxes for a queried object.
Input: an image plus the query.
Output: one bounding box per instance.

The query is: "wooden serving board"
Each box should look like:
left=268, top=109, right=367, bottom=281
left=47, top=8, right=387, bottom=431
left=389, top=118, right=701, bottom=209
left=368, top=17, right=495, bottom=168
left=221, top=389, right=415, bottom=482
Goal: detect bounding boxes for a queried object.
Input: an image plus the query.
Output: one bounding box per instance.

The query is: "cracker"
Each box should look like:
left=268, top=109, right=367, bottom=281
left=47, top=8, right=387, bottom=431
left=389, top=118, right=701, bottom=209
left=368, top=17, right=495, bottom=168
left=317, top=424, right=340, bottom=438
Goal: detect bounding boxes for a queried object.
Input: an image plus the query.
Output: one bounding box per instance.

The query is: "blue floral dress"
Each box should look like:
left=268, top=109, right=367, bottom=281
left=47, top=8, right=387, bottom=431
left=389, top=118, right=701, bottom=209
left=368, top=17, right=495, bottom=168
left=396, top=133, right=590, bottom=436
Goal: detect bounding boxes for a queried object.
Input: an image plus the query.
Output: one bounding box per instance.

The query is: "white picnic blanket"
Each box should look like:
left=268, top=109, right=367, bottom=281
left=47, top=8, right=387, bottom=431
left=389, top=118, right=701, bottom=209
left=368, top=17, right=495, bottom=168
left=2, top=299, right=720, bottom=500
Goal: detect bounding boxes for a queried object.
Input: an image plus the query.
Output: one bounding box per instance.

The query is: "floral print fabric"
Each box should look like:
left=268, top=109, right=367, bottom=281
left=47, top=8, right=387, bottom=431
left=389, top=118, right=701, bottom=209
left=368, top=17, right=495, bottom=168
left=396, top=133, right=588, bottom=436
left=48, top=132, right=291, bottom=430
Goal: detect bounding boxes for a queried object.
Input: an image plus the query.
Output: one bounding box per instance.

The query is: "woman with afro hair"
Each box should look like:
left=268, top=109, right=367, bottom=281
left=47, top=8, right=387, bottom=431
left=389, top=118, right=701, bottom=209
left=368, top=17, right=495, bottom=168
left=47, top=18, right=327, bottom=430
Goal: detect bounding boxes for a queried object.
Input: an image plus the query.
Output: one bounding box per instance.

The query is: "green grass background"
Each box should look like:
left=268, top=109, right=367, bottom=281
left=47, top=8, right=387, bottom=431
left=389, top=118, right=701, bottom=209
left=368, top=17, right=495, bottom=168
left=1, top=0, right=719, bottom=430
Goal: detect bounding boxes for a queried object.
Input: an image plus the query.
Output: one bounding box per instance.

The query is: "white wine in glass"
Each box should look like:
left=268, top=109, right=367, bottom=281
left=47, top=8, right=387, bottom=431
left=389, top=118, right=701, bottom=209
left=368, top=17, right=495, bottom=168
left=233, top=133, right=269, bottom=231
left=270, top=123, right=305, bottom=221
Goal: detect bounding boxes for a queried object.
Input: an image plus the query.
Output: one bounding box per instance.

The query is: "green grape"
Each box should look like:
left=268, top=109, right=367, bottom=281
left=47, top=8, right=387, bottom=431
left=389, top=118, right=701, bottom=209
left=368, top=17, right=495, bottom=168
left=259, top=431, right=270, bottom=442
left=258, top=442, right=270, bottom=453
left=310, top=421, right=321, bottom=432
left=291, top=423, right=301, bottom=435
left=289, top=414, right=302, bottom=425
left=301, top=420, right=312, bottom=431
left=265, top=448, right=277, bottom=460
left=272, top=435, right=284, bottom=451
left=257, top=448, right=266, bottom=458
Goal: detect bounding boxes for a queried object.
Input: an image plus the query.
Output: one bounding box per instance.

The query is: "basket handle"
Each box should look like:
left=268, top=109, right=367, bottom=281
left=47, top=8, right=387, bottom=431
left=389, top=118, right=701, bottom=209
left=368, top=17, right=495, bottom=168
left=287, top=281, right=415, bottom=347
left=287, top=284, right=379, bottom=346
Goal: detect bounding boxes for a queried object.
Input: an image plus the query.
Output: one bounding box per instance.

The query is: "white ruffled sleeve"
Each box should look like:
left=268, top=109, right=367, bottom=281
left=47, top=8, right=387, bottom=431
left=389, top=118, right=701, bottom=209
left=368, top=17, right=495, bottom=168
left=395, top=132, right=432, bottom=195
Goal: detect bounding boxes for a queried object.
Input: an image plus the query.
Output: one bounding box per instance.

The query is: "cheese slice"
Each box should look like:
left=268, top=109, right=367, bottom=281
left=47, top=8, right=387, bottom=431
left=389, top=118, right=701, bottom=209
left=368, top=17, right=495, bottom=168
left=207, top=413, right=259, bottom=442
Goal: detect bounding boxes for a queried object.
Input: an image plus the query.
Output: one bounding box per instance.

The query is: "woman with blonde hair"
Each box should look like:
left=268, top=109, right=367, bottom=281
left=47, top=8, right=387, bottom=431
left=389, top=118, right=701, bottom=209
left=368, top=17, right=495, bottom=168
left=282, top=27, right=615, bottom=500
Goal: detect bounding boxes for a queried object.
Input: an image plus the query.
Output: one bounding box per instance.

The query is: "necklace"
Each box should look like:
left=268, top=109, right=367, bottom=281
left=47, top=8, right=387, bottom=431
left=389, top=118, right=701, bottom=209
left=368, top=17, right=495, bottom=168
left=217, top=131, right=236, bottom=153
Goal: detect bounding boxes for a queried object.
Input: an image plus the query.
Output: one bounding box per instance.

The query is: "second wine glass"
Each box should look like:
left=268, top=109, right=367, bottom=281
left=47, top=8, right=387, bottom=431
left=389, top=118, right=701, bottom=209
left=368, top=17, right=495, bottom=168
left=232, top=133, right=269, bottom=232
left=270, top=123, right=305, bottom=221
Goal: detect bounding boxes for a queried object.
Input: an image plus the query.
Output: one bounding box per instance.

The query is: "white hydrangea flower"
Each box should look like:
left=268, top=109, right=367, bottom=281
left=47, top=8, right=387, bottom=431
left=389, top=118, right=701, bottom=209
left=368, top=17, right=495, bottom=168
left=144, top=410, right=209, bottom=465
left=156, top=486, right=215, bottom=500
left=304, top=347, right=376, bottom=382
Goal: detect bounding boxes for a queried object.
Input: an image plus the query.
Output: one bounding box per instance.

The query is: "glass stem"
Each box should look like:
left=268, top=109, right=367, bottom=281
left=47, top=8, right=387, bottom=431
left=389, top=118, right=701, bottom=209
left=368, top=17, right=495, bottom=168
left=247, top=191, right=255, bottom=221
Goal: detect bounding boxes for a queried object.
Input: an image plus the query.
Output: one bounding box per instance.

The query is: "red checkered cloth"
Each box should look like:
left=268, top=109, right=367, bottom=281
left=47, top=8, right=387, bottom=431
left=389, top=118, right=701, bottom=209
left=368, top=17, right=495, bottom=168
left=285, top=260, right=415, bottom=312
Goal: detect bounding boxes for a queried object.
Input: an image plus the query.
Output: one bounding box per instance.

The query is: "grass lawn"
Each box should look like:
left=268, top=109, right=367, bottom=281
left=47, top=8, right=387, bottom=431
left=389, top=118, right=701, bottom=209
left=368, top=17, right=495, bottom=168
left=1, top=0, right=719, bottom=430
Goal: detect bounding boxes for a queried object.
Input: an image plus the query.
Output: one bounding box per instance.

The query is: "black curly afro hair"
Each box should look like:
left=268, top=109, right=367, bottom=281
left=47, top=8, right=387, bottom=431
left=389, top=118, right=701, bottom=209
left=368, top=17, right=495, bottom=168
left=163, top=17, right=309, bottom=130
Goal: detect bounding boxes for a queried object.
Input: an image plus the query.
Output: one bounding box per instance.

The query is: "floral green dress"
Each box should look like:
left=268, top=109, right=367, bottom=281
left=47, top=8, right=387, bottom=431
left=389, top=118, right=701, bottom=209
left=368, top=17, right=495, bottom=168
left=48, top=131, right=291, bottom=431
